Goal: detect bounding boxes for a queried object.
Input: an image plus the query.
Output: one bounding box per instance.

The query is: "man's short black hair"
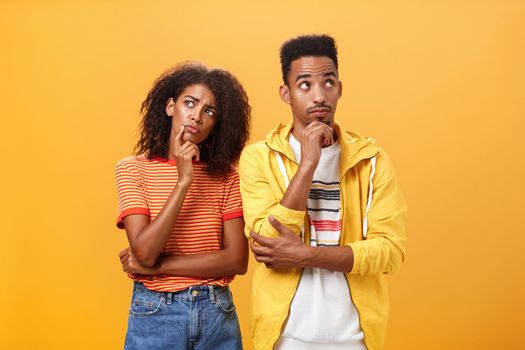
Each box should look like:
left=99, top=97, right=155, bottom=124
left=280, top=34, right=338, bottom=85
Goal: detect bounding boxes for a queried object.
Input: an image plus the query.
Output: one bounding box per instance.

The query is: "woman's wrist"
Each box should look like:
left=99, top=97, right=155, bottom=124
left=177, top=177, right=192, bottom=188
left=155, top=255, right=169, bottom=275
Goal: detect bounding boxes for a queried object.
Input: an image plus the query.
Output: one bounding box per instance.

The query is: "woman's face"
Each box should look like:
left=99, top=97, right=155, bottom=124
left=166, top=84, right=217, bottom=145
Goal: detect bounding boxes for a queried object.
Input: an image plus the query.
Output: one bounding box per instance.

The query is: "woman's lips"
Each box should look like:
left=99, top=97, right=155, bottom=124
left=184, top=125, right=199, bottom=134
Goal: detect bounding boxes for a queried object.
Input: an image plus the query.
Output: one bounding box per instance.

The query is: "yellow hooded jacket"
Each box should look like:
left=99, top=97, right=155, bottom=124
left=239, top=121, right=407, bottom=350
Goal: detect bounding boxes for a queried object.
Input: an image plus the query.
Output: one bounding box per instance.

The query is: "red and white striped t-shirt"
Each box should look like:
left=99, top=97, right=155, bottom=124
left=115, top=155, right=243, bottom=292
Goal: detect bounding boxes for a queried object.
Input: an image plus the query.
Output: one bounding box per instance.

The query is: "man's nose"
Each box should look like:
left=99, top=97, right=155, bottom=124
left=312, top=85, right=326, bottom=105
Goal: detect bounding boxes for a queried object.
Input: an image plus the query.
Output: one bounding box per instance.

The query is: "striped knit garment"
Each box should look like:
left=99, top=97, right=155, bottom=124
left=275, top=134, right=365, bottom=350
left=115, top=155, right=243, bottom=292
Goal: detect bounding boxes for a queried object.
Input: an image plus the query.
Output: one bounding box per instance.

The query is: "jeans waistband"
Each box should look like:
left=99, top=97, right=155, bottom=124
left=133, top=282, right=228, bottom=304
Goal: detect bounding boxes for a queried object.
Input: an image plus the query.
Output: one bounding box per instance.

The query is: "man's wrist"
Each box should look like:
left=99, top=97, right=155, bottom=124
left=299, top=245, right=315, bottom=268
left=297, top=161, right=317, bottom=176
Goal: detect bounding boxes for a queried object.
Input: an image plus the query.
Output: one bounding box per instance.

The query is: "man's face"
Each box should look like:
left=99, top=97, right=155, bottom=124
left=280, top=56, right=342, bottom=133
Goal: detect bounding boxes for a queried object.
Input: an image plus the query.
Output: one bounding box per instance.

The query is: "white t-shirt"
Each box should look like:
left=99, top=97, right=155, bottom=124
left=275, top=134, right=366, bottom=350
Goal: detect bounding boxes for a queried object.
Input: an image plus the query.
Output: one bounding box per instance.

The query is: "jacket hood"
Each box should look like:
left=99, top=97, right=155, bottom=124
left=265, top=120, right=381, bottom=172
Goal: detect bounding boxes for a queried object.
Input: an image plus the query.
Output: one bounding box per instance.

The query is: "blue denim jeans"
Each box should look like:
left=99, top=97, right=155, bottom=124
left=124, top=282, right=242, bottom=350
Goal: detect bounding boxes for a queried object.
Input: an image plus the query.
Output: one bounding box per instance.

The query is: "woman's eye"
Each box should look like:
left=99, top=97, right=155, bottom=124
left=184, top=100, right=195, bottom=107
left=205, top=108, right=215, bottom=116
left=299, top=81, right=310, bottom=90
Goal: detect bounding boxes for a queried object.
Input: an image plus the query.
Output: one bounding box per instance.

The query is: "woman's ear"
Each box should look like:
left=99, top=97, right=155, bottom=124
left=165, top=98, right=175, bottom=117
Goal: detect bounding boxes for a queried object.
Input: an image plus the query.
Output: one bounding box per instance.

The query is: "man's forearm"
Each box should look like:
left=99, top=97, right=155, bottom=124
left=301, top=245, right=354, bottom=272
left=250, top=217, right=355, bottom=272
left=280, top=163, right=316, bottom=210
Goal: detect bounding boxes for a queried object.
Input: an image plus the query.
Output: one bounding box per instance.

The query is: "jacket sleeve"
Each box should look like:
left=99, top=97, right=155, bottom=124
left=348, top=151, right=407, bottom=275
left=239, top=144, right=306, bottom=238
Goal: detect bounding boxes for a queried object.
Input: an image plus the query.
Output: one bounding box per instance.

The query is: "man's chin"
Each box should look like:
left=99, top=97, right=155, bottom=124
left=321, top=119, right=334, bottom=126
left=315, top=117, right=334, bottom=127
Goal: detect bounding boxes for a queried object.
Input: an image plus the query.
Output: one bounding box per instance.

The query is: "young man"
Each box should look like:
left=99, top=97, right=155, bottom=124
left=239, top=35, right=407, bottom=350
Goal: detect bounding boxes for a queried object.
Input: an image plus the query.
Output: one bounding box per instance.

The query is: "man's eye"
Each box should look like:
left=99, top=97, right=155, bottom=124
left=299, top=81, right=310, bottom=89
left=325, top=80, right=335, bottom=87
left=184, top=100, right=195, bottom=107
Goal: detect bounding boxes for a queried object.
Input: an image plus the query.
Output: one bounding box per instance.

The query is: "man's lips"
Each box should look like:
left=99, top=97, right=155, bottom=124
left=308, top=107, right=331, bottom=116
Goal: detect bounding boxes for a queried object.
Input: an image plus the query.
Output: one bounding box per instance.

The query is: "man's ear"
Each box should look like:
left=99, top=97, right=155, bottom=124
left=165, top=98, right=175, bottom=117
left=338, top=80, right=343, bottom=98
left=279, top=85, right=291, bottom=104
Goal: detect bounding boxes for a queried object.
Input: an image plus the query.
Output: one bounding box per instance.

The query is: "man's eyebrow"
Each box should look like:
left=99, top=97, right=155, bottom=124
left=295, top=73, right=311, bottom=83
left=295, top=70, right=337, bottom=82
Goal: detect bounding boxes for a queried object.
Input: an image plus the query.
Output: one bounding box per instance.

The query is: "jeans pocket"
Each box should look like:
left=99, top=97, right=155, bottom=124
left=215, top=288, right=236, bottom=313
left=129, top=291, right=164, bottom=317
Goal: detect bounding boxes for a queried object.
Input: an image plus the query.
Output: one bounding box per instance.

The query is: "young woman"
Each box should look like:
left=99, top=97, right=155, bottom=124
left=115, top=62, right=251, bottom=350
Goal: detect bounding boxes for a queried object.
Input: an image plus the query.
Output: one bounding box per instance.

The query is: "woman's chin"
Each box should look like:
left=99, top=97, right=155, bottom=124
left=181, top=132, right=193, bottom=142
left=182, top=134, right=203, bottom=144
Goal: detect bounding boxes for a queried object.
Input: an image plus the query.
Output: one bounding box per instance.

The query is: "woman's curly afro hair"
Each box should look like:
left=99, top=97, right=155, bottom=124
left=134, top=62, right=251, bottom=177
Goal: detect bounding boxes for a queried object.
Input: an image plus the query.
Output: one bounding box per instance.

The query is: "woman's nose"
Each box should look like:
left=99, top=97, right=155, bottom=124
left=191, top=108, right=203, bottom=123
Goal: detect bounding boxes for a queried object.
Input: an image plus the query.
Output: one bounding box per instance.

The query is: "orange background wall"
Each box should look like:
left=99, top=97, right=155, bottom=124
left=1, top=1, right=524, bottom=349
